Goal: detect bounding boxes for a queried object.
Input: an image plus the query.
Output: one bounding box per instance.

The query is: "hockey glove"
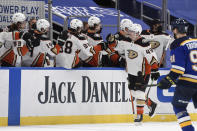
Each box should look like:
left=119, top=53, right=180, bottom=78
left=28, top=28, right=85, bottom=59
left=151, top=70, right=160, bottom=81
left=158, top=75, right=176, bottom=89
left=98, top=41, right=108, bottom=51
left=106, top=33, right=115, bottom=44
left=22, top=32, right=40, bottom=48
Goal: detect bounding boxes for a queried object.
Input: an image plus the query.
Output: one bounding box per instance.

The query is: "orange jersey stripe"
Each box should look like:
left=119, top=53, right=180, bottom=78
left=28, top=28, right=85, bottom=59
left=32, top=53, right=45, bottom=67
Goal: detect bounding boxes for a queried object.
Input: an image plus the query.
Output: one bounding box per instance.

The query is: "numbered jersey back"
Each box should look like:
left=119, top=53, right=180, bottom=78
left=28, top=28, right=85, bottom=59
left=170, top=38, right=197, bottom=76
left=56, top=34, right=92, bottom=69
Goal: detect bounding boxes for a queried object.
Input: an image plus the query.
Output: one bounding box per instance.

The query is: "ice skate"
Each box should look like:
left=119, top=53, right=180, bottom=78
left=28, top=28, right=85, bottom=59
left=134, top=114, right=143, bottom=126
left=148, top=101, right=157, bottom=118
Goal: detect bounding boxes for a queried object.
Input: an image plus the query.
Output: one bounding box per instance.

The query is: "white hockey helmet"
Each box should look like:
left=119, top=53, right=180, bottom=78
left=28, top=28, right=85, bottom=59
left=70, top=19, right=83, bottom=30
left=130, top=23, right=142, bottom=35
left=88, top=16, right=101, bottom=27
left=120, top=19, right=133, bottom=31
left=12, top=13, right=26, bottom=23
left=36, top=19, right=50, bottom=32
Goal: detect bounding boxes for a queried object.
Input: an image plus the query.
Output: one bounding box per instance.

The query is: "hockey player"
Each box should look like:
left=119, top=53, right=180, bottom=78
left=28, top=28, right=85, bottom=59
left=56, top=19, right=93, bottom=69
left=131, top=23, right=160, bottom=118
left=141, top=19, right=174, bottom=67
left=115, top=22, right=159, bottom=124
left=21, top=19, right=60, bottom=67
left=158, top=18, right=197, bottom=131
left=84, top=16, right=109, bottom=67
left=0, top=12, right=28, bottom=67
left=106, top=18, right=133, bottom=67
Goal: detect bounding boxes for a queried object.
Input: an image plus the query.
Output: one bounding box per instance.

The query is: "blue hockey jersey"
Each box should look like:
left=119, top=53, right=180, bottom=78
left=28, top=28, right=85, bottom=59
left=169, top=36, right=197, bottom=87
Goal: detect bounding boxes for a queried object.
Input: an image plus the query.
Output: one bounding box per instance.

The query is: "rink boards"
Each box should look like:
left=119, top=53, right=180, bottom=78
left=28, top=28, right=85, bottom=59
left=0, top=67, right=196, bottom=126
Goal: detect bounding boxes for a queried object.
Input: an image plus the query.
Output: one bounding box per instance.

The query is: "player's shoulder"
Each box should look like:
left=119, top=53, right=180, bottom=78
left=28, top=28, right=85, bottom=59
left=170, top=36, right=193, bottom=50
left=134, top=37, right=150, bottom=47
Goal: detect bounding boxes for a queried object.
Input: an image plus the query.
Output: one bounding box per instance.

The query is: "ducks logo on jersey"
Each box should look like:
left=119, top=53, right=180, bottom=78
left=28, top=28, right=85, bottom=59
left=150, top=41, right=160, bottom=49
left=127, top=50, right=138, bottom=59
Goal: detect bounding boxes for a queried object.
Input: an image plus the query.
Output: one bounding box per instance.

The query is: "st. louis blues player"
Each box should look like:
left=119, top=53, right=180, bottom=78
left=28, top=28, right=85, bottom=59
left=158, top=18, right=197, bottom=131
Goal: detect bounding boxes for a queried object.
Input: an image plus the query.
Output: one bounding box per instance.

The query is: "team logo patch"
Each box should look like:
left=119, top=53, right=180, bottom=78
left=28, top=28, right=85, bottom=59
left=127, top=50, right=138, bottom=59
left=150, top=41, right=160, bottom=49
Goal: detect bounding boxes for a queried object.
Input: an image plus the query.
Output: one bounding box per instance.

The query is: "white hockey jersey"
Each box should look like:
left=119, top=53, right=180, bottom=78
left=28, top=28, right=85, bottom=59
left=21, top=40, right=59, bottom=67
left=115, top=39, right=158, bottom=76
left=78, top=35, right=93, bottom=62
left=56, top=33, right=93, bottom=69
left=141, top=33, right=174, bottom=64
left=0, top=31, right=27, bottom=67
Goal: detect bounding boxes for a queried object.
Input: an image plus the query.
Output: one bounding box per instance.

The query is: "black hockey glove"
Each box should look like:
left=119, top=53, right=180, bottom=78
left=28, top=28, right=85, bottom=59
left=151, top=69, right=160, bottom=81
left=135, top=71, right=146, bottom=91
left=158, top=75, right=176, bottom=89
left=98, top=41, right=108, bottom=50
left=22, top=32, right=40, bottom=48
left=106, top=33, right=115, bottom=44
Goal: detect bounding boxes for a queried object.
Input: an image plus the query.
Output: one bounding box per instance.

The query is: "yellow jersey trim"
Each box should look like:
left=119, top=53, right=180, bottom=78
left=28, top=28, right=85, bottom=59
left=179, top=77, right=197, bottom=83
left=180, top=39, right=197, bottom=46
left=180, top=120, right=192, bottom=128
left=171, top=68, right=184, bottom=75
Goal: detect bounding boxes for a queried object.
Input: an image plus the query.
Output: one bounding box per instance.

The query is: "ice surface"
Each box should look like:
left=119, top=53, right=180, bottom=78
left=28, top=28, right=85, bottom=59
left=0, top=122, right=196, bottom=131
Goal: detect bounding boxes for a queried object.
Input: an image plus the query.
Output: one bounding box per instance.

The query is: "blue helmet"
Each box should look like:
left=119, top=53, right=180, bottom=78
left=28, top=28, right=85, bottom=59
left=171, top=18, right=188, bottom=33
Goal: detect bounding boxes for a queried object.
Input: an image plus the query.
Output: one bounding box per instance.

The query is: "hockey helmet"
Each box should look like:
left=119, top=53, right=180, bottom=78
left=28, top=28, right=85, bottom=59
left=88, top=16, right=101, bottom=27
left=120, top=19, right=133, bottom=31
left=36, top=19, right=50, bottom=32
left=129, top=23, right=142, bottom=35
left=171, top=18, right=188, bottom=33
left=70, top=19, right=83, bottom=30
left=12, top=13, right=26, bottom=24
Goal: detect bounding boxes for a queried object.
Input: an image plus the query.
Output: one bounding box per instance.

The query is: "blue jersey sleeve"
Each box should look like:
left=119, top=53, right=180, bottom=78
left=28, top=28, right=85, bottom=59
left=170, top=45, right=186, bottom=75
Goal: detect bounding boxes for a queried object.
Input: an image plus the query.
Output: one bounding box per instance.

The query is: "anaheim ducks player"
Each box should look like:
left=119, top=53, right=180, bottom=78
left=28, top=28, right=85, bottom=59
left=84, top=16, right=109, bottom=67
left=115, top=23, right=159, bottom=124
left=0, top=13, right=29, bottom=67
left=56, top=19, right=93, bottom=69
left=141, top=19, right=174, bottom=67
left=106, top=18, right=133, bottom=67
left=21, top=19, right=61, bottom=67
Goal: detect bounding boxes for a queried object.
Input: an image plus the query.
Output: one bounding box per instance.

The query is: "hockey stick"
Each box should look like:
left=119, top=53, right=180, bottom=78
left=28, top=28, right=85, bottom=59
left=135, top=83, right=158, bottom=87
left=146, top=80, right=154, bottom=99
left=130, top=93, right=135, bottom=114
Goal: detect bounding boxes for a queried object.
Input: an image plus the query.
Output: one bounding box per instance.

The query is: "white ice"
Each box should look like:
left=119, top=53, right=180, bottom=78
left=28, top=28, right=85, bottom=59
left=0, top=122, right=197, bottom=131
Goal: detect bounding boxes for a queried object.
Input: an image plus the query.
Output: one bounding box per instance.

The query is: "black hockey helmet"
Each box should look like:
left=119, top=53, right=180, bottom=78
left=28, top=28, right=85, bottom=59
left=171, top=18, right=188, bottom=33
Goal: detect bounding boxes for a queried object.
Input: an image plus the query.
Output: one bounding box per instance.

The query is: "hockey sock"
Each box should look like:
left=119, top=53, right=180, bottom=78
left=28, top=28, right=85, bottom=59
left=173, top=106, right=194, bottom=131
left=136, top=99, right=145, bottom=115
